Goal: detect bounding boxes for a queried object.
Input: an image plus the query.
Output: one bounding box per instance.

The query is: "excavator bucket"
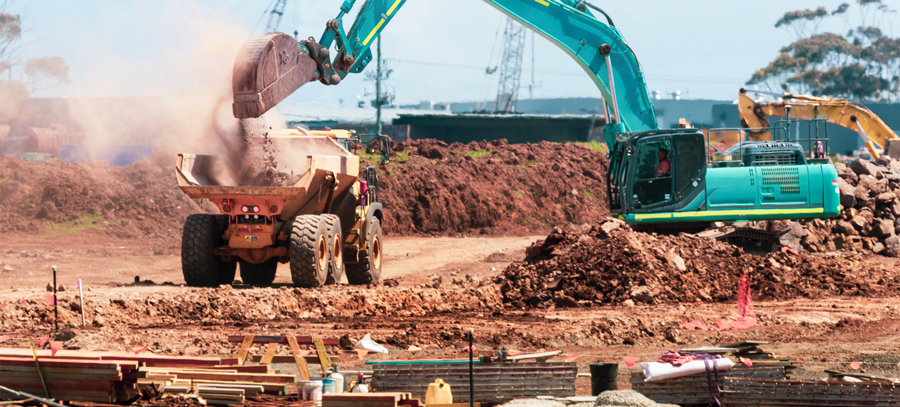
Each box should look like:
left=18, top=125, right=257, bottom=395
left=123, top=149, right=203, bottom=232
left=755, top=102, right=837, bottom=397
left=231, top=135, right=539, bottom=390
left=232, top=32, right=319, bottom=119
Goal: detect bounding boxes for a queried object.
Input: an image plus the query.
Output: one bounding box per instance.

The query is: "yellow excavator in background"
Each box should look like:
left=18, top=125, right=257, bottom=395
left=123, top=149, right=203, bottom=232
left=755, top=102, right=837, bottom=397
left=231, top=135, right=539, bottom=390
left=738, top=88, right=899, bottom=158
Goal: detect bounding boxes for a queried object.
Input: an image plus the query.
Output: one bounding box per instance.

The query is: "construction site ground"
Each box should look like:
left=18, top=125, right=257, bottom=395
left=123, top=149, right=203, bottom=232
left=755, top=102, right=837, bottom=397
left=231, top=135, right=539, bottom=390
left=3, top=231, right=900, bottom=395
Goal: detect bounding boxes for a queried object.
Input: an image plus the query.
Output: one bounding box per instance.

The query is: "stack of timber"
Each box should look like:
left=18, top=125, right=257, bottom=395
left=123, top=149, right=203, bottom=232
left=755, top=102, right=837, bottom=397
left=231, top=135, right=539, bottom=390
left=721, top=341, right=797, bottom=378
left=370, top=361, right=576, bottom=403
left=630, top=365, right=786, bottom=406
left=0, top=347, right=295, bottom=403
left=0, top=356, right=138, bottom=403
left=722, top=377, right=900, bottom=406
left=323, top=393, right=423, bottom=407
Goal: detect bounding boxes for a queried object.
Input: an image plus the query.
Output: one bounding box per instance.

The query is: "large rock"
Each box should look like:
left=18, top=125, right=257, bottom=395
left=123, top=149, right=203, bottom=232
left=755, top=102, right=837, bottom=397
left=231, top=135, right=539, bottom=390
left=838, top=179, right=857, bottom=209
left=876, top=191, right=897, bottom=204
left=850, top=159, right=881, bottom=177
left=776, top=221, right=807, bottom=252
left=885, top=235, right=900, bottom=257
left=834, top=220, right=857, bottom=235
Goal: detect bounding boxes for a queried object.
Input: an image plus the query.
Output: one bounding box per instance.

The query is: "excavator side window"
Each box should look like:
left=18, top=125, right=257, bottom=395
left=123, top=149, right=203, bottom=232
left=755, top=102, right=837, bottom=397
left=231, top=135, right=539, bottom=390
left=631, top=140, right=673, bottom=209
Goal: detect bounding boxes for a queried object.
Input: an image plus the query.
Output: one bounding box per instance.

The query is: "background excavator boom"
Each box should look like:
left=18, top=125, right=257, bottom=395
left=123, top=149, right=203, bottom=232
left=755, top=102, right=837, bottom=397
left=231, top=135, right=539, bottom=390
left=738, top=88, right=899, bottom=158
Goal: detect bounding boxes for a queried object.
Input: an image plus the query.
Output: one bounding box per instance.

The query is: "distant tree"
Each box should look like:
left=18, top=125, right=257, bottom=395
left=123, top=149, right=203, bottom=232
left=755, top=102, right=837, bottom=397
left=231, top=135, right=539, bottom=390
left=0, top=1, right=70, bottom=122
left=747, top=0, right=900, bottom=102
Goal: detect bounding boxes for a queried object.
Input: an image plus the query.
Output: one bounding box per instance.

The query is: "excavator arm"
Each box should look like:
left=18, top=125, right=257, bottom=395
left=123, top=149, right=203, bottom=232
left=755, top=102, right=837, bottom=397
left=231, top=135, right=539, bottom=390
left=738, top=88, right=898, bottom=158
left=232, top=0, right=659, bottom=147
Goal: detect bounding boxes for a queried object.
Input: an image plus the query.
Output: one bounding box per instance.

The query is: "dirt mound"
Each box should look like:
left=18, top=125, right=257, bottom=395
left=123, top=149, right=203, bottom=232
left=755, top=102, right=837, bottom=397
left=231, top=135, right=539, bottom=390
left=0, top=284, right=502, bottom=332
left=362, top=139, right=609, bottom=236
left=798, top=156, right=900, bottom=256
left=0, top=149, right=217, bottom=237
left=499, top=218, right=900, bottom=308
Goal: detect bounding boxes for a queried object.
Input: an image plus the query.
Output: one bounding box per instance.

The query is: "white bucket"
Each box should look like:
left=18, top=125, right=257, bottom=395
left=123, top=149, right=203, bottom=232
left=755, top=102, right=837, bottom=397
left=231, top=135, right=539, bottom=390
left=299, top=380, right=323, bottom=402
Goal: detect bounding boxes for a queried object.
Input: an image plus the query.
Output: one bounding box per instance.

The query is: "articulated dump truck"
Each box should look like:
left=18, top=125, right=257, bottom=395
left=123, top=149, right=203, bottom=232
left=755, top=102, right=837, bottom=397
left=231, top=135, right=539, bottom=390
left=175, top=129, right=383, bottom=287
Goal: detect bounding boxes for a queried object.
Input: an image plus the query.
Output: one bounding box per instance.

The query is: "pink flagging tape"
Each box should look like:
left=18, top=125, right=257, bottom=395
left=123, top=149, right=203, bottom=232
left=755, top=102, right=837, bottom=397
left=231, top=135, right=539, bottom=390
left=133, top=345, right=148, bottom=355
left=37, top=335, right=49, bottom=345
left=623, top=357, right=638, bottom=367
left=408, top=346, right=422, bottom=353
left=565, top=354, right=581, bottom=363
left=50, top=341, right=63, bottom=356
left=356, top=349, right=369, bottom=360
left=849, top=362, right=862, bottom=370
left=740, top=357, right=753, bottom=367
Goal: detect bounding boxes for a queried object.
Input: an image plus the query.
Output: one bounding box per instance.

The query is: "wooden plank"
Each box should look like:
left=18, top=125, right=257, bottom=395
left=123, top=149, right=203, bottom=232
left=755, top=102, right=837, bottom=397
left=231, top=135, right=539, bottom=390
left=0, top=357, right=133, bottom=370
left=199, top=384, right=263, bottom=394
left=287, top=335, right=311, bottom=382
left=197, top=388, right=247, bottom=396
left=248, top=354, right=339, bottom=364
left=198, top=392, right=246, bottom=400
left=236, top=335, right=254, bottom=366
left=98, top=355, right=225, bottom=366
left=228, top=335, right=340, bottom=346
left=0, top=378, right=114, bottom=391
left=508, top=351, right=562, bottom=362
left=324, top=394, right=402, bottom=402
left=169, top=371, right=296, bottom=383
left=181, top=379, right=288, bottom=394
left=203, top=399, right=244, bottom=405
left=313, top=337, right=332, bottom=372
left=260, top=343, right=278, bottom=365
left=0, top=369, right=121, bottom=381
left=143, top=365, right=269, bottom=373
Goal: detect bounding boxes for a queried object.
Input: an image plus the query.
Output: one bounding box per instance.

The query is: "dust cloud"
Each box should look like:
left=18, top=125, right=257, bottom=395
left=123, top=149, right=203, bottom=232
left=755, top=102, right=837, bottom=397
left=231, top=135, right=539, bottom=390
left=37, top=2, right=297, bottom=187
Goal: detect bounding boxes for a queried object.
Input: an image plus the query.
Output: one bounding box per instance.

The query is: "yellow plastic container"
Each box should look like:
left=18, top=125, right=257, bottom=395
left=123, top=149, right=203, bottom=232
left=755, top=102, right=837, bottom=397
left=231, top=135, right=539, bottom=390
left=425, top=379, right=453, bottom=404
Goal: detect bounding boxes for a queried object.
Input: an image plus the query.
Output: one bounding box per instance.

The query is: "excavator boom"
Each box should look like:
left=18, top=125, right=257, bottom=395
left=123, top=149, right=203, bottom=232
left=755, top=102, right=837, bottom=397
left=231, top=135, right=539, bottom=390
left=231, top=0, right=658, bottom=146
left=738, top=88, right=899, bottom=158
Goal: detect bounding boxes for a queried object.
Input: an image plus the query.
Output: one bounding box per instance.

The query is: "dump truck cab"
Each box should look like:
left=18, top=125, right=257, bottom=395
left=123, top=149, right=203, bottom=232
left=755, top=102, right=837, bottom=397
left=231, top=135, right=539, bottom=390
left=607, top=126, right=841, bottom=228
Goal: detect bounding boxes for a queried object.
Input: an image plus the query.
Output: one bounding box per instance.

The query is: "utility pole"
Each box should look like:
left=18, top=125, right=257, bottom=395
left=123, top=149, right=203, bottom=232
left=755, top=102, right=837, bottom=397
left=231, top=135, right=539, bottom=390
left=376, top=35, right=382, bottom=136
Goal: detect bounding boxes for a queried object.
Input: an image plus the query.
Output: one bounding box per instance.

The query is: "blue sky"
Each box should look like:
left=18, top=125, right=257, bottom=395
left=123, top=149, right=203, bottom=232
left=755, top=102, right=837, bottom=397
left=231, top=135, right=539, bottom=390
left=7, top=0, right=878, bottom=106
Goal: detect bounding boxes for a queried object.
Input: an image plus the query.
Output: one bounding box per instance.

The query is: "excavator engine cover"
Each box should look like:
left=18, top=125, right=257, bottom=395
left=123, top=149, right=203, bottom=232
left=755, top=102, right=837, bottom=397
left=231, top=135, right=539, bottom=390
left=232, top=33, right=318, bottom=119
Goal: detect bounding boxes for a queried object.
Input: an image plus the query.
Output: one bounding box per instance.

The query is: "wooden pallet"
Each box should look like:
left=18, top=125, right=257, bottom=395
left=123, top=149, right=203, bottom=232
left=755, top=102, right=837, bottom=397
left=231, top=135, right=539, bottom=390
left=228, top=335, right=339, bottom=382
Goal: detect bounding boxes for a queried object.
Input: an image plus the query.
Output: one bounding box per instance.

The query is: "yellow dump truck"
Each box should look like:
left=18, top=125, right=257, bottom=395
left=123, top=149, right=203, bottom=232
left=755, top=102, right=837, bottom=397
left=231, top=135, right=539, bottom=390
left=175, top=129, right=383, bottom=287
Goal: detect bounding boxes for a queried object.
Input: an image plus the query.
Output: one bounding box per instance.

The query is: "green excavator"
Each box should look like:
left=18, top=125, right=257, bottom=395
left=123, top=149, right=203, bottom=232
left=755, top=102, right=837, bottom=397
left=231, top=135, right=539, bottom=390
left=231, top=0, right=841, bottom=233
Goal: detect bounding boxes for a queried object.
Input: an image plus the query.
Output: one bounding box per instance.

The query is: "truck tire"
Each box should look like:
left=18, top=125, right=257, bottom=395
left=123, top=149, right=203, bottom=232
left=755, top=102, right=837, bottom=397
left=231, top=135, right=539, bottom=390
left=217, top=215, right=237, bottom=284
left=346, top=217, right=382, bottom=285
left=289, top=215, right=329, bottom=288
left=323, top=214, right=345, bottom=285
left=182, top=214, right=228, bottom=287
left=239, top=260, right=278, bottom=285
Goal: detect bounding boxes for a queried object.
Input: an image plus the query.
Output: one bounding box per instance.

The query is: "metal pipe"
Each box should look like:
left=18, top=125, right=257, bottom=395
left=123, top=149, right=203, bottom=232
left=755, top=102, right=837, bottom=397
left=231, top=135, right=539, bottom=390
left=599, top=44, right=620, bottom=124
left=0, top=385, right=64, bottom=407
left=468, top=328, right=474, bottom=407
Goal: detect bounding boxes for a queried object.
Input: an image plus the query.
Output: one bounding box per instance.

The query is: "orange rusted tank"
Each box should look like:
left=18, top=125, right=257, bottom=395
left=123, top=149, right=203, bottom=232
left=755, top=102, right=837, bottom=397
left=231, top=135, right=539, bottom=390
left=26, top=127, right=60, bottom=154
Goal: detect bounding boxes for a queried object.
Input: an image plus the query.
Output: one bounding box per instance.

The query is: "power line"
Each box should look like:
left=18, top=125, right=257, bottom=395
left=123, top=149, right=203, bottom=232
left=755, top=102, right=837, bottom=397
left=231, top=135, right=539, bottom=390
left=385, top=58, right=748, bottom=84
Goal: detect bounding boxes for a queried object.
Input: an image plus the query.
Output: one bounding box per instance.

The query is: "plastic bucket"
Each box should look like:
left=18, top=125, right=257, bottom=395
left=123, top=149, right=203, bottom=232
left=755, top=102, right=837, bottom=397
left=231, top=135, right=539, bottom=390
left=299, top=380, right=323, bottom=401
left=312, top=378, right=337, bottom=394
left=590, top=363, right=618, bottom=395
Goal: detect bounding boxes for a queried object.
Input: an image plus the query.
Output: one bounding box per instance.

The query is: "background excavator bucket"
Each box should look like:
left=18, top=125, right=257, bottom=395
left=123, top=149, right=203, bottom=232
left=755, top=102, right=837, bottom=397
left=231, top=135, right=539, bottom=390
left=232, top=32, right=318, bottom=119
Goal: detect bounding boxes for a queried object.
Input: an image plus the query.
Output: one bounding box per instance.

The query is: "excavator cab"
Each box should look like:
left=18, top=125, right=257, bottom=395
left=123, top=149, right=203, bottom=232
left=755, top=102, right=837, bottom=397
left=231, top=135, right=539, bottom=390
left=609, top=129, right=708, bottom=215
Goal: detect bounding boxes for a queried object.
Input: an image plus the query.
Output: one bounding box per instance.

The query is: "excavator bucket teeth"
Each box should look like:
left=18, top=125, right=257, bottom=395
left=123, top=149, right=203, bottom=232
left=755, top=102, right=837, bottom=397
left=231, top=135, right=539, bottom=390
left=232, top=33, right=318, bottom=119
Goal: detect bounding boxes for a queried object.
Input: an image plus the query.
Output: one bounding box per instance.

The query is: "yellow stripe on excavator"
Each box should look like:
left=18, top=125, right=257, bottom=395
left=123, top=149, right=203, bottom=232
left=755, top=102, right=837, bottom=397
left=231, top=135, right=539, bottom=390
left=386, top=0, right=403, bottom=16
left=633, top=207, right=825, bottom=221
left=534, top=0, right=550, bottom=6
left=363, top=18, right=386, bottom=46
